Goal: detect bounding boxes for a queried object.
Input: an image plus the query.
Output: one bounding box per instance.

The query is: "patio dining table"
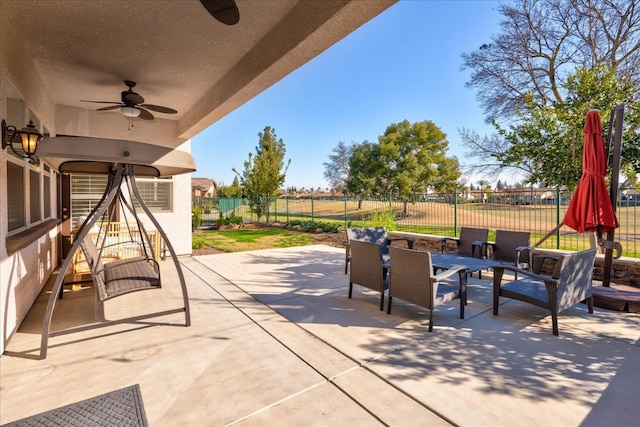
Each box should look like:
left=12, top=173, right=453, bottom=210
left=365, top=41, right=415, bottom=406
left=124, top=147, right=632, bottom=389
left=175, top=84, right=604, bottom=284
left=429, top=252, right=503, bottom=276
left=430, top=253, right=504, bottom=313
left=383, top=252, right=503, bottom=319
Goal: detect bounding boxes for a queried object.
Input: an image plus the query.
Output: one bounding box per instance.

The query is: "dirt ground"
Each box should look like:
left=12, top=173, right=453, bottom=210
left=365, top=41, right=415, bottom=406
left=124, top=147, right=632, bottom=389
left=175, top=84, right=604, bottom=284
left=191, top=228, right=347, bottom=256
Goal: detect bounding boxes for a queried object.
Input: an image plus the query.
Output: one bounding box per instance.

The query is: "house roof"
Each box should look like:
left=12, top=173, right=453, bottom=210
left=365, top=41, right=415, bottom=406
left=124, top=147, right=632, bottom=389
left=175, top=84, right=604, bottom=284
left=192, top=178, right=217, bottom=189
left=2, top=1, right=395, bottom=147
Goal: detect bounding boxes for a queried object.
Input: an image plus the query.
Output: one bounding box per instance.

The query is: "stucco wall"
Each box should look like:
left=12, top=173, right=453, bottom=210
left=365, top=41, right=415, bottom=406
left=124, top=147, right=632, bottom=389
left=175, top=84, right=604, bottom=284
left=1, top=227, right=58, bottom=349
left=136, top=141, right=194, bottom=257
left=0, top=26, right=193, bottom=354
left=1, top=22, right=59, bottom=354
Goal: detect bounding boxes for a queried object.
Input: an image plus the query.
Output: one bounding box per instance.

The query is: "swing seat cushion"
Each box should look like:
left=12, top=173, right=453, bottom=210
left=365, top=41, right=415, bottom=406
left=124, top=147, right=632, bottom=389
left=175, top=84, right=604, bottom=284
left=101, top=257, right=160, bottom=301
left=80, top=235, right=160, bottom=302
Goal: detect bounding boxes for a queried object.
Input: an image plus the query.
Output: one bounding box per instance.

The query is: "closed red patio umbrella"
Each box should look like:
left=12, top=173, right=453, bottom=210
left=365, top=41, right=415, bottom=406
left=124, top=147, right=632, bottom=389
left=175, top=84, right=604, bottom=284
left=563, top=110, right=619, bottom=234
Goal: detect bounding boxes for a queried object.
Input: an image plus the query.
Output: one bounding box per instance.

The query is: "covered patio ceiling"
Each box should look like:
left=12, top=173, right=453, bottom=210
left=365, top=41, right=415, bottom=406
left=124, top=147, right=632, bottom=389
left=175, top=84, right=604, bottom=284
left=2, top=0, right=395, bottom=146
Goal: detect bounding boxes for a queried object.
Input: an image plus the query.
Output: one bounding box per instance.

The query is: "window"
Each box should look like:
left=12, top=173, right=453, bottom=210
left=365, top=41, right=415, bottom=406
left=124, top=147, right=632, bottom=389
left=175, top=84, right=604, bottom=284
left=70, top=174, right=174, bottom=224
left=4, top=92, right=56, bottom=233
left=7, top=161, right=25, bottom=231
left=70, top=173, right=109, bottom=225
left=133, top=177, right=173, bottom=213
left=30, top=169, right=41, bottom=223
left=43, top=174, right=51, bottom=219
left=7, top=158, right=55, bottom=232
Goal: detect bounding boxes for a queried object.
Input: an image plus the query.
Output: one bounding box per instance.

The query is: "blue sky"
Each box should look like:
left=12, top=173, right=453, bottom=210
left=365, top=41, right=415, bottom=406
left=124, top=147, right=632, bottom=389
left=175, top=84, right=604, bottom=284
left=192, top=0, right=507, bottom=189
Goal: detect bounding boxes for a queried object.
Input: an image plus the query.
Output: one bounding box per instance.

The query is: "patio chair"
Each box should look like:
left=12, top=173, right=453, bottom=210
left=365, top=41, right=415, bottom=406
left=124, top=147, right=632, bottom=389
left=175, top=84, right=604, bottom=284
left=344, top=227, right=414, bottom=274
left=442, top=227, right=489, bottom=257
left=492, top=247, right=597, bottom=336
left=441, top=226, right=489, bottom=277
left=387, top=246, right=466, bottom=331
left=348, top=239, right=389, bottom=310
left=488, top=230, right=531, bottom=278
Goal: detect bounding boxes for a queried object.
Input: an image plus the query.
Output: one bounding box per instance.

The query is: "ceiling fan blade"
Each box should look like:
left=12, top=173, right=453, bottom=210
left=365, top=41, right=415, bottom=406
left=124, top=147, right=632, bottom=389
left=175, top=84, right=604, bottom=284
left=81, top=100, right=121, bottom=104
left=138, top=108, right=154, bottom=120
left=140, top=104, right=178, bottom=114
left=200, top=0, right=239, bottom=25
left=96, top=105, right=123, bottom=111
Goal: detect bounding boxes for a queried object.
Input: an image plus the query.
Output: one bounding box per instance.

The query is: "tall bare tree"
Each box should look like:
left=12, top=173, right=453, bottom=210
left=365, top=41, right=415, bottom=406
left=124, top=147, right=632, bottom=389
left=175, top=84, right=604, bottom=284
left=462, top=0, right=640, bottom=123
left=322, top=141, right=356, bottom=193
left=460, top=0, right=640, bottom=185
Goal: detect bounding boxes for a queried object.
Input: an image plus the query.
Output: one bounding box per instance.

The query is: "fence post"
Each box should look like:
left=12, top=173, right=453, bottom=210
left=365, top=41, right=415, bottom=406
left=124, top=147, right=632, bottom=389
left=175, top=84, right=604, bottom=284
left=286, top=197, right=289, bottom=223
left=344, top=196, right=348, bottom=229
left=274, top=197, right=278, bottom=222
left=311, top=195, right=314, bottom=222
left=556, top=187, right=561, bottom=249
left=454, top=192, right=458, bottom=237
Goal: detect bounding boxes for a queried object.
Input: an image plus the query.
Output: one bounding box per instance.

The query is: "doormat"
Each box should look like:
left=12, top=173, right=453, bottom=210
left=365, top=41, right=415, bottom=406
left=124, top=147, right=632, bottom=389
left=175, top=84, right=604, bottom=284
left=2, top=384, right=148, bottom=427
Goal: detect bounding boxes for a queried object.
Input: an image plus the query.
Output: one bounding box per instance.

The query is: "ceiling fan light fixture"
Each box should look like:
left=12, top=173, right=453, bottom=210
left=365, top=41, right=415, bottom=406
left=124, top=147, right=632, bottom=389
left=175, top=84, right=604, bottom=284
left=121, top=106, right=141, bottom=118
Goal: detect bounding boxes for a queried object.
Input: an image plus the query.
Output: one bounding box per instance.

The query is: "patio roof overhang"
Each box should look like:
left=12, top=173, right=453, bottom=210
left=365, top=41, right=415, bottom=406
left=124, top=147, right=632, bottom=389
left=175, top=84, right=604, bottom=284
left=1, top=0, right=396, bottom=146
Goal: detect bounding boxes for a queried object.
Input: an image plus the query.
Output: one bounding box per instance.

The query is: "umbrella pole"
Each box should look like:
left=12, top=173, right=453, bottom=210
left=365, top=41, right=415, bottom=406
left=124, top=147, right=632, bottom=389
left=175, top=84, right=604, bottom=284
left=533, top=222, right=564, bottom=248
left=603, top=104, right=624, bottom=287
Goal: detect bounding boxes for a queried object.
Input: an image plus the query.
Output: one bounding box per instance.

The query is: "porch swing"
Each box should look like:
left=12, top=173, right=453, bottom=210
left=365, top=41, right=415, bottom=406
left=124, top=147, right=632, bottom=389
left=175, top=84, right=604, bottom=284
left=36, top=136, right=195, bottom=359
left=76, top=163, right=162, bottom=302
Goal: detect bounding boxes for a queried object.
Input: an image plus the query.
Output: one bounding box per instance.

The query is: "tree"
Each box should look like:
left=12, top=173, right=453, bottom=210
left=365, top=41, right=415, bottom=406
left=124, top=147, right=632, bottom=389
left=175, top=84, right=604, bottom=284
left=323, top=141, right=356, bottom=193
left=461, top=0, right=640, bottom=123
left=476, top=179, right=490, bottom=202
left=217, top=176, right=243, bottom=198
left=233, top=126, right=290, bottom=222
left=347, top=120, right=461, bottom=214
left=460, top=0, right=640, bottom=186
left=495, top=65, right=638, bottom=187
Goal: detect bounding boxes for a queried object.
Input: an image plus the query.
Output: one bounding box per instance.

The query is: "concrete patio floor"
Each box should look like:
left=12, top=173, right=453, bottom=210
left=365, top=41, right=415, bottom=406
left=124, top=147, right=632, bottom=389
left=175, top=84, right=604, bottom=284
left=1, top=245, right=638, bottom=426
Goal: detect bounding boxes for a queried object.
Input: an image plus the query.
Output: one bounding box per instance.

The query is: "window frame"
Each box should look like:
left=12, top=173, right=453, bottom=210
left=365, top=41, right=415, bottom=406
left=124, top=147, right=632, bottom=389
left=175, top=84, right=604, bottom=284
left=6, top=155, right=56, bottom=235
left=133, top=176, right=174, bottom=213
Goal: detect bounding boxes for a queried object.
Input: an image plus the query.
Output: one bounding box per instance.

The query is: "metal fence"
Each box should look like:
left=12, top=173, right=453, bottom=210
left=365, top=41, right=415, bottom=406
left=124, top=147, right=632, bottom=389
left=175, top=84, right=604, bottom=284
left=193, top=189, right=639, bottom=258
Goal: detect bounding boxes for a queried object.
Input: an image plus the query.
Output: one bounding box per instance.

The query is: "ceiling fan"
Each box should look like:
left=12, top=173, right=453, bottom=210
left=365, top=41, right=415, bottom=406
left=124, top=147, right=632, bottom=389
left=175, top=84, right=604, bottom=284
left=81, top=80, right=178, bottom=120
left=199, top=0, right=239, bottom=25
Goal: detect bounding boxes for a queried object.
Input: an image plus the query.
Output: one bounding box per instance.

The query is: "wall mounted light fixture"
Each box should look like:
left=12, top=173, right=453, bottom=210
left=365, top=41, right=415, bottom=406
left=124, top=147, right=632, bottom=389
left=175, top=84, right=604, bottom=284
left=2, top=119, right=43, bottom=162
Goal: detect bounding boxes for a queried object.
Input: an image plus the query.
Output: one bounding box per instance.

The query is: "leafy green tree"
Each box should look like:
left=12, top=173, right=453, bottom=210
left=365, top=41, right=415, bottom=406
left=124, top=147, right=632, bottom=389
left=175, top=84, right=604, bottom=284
left=493, top=65, right=639, bottom=188
left=233, top=126, right=290, bottom=221
left=347, top=120, right=461, bottom=214
left=345, top=141, right=382, bottom=209
left=217, top=176, right=243, bottom=198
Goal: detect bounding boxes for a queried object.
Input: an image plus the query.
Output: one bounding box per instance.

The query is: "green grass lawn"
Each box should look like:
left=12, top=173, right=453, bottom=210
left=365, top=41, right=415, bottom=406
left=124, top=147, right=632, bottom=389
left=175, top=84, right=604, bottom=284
left=192, top=228, right=313, bottom=252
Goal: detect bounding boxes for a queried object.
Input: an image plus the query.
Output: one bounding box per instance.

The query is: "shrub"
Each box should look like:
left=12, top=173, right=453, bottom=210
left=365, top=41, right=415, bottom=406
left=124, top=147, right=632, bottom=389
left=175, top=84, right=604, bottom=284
left=227, top=212, right=244, bottom=225
left=285, top=219, right=340, bottom=233
left=369, top=209, right=397, bottom=230
left=216, top=211, right=244, bottom=227
left=192, top=207, right=202, bottom=231
left=192, top=236, right=206, bottom=249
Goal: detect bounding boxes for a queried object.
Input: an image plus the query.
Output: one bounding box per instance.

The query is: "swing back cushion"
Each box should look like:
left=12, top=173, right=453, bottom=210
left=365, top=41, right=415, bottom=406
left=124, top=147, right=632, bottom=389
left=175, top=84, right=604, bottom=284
left=80, top=234, right=161, bottom=301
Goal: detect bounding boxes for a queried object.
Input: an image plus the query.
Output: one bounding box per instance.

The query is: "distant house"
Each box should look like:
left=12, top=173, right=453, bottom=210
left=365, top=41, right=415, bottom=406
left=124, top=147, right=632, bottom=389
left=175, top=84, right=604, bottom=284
left=192, top=178, right=217, bottom=198
left=620, top=178, right=638, bottom=201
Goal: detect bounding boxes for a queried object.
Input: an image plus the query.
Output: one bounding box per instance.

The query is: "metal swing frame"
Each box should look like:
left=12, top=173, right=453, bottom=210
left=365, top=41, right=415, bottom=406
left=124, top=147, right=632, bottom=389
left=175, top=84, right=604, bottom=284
left=40, top=163, right=191, bottom=359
